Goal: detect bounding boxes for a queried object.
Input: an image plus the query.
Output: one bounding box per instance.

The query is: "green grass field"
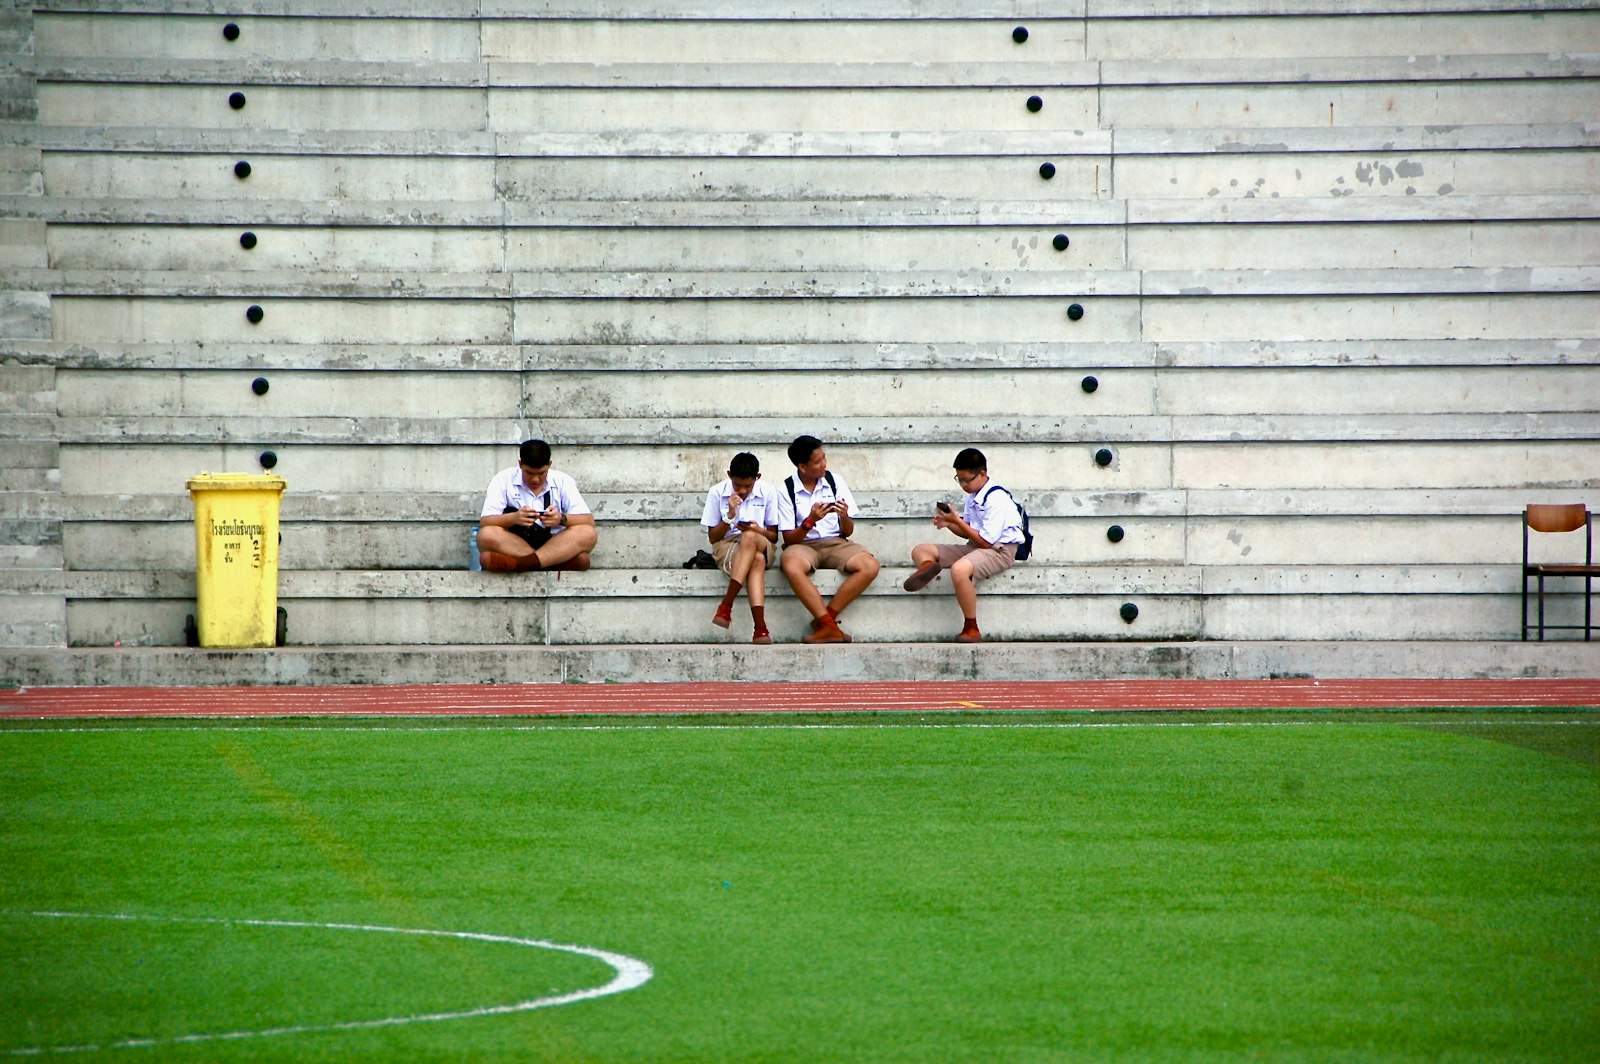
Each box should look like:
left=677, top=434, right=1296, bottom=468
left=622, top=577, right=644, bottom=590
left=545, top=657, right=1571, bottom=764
left=3, top=711, right=1598, bottom=1062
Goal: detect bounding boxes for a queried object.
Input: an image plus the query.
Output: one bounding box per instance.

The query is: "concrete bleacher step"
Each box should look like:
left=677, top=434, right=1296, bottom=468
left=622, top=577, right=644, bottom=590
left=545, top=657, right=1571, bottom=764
left=2, top=640, right=1596, bottom=690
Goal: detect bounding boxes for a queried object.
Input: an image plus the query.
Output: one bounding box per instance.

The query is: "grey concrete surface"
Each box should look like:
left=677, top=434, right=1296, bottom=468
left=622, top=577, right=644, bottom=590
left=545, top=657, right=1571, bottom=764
left=1, top=641, right=1595, bottom=690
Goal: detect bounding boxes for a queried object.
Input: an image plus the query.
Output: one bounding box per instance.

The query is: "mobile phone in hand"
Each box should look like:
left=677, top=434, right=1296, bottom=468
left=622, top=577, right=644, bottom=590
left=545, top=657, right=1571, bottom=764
left=936, top=501, right=952, bottom=514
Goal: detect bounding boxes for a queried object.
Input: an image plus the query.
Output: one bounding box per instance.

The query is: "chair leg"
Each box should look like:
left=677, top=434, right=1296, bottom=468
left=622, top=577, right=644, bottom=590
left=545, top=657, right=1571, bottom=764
left=1522, top=573, right=1530, bottom=641
left=1538, top=573, right=1546, bottom=641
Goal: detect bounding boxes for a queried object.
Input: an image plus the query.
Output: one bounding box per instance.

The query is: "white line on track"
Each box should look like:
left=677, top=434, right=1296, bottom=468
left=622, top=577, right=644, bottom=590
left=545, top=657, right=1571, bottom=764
left=2, top=718, right=1596, bottom=735
left=2, top=911, right=652, bottom=1057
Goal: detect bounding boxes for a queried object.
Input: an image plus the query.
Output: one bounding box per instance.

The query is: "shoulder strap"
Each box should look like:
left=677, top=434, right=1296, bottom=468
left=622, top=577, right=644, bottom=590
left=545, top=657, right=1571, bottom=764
left=825, top=470, right=836, bottom=495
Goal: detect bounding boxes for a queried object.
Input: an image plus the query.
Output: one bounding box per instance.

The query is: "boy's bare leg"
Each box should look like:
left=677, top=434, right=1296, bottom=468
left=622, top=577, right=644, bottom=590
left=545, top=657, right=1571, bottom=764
left=539, top=524, right=597, bottom=569
left=827, top=552, right=881, bottom=618
left=780, top=551, right=829, bottom=620
left=950, top=556, right=979, bottom=620
left=731, top=536, right=768, bottom=607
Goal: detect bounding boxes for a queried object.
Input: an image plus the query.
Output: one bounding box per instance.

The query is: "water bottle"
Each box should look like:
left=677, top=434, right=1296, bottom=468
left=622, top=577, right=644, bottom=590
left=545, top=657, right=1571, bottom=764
left=469, top=525, right=482, bottom=571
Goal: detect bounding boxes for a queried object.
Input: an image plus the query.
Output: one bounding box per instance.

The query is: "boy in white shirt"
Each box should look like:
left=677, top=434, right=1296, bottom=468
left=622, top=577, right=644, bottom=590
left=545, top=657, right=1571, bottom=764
left=902, top=448, right=1025, bottom=643
left=477, top=439, right=598, bottom=573
left=775, top=434, right=881, bottom=644
left=701, top=452, right=779, bottom=644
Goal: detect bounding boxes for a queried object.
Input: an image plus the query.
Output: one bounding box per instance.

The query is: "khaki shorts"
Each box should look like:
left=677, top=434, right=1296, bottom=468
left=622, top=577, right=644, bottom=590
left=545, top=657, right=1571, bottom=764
left=933, top=542, right=1017, bottom=581
left=784, top=536, right=873, bottom=573
left=712, top=534, right=775, bottom=575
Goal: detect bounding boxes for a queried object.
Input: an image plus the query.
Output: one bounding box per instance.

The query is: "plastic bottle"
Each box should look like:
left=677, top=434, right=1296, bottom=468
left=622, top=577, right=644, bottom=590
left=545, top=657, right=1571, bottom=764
left=469, top=525, right=482, bottom=571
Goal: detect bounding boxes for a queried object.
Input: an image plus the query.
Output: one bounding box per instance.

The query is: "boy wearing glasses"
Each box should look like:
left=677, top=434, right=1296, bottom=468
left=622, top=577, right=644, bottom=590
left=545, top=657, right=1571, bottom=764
left=477, top=438, right=598, bottom=572
left=902, top=447, right=1025, bottom=643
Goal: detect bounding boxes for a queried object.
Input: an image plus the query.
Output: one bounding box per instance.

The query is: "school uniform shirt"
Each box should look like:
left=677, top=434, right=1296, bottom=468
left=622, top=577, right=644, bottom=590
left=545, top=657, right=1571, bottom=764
left=966, top=482, right=1026, bottom=547
left=701, top=479, right=779, bottom=539
left=775, top=471, right=858, bottom=542
left=480, top=467, right=591, bottom=535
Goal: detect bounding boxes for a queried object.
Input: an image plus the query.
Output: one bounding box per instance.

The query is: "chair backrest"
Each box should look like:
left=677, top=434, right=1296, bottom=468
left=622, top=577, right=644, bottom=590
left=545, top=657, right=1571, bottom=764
left=1526, top=503, right=1589, bottom=534
left=1524, top=504, right=1593, bottom=568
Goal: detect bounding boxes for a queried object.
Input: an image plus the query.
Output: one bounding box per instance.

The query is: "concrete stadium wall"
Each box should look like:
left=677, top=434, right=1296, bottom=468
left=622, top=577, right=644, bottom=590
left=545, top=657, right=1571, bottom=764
left=2, top=0, right=1598, bottom=648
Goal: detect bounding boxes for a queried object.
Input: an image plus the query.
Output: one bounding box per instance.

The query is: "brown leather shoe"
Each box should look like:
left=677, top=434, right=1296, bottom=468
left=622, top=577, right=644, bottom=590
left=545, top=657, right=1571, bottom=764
left=902, top=562, right=940, bottom=592
left=802, top=620, right=850, bottom=644
left=809, top=615, right=853, bottom=642
left=481, top=551, right=517, bottom=572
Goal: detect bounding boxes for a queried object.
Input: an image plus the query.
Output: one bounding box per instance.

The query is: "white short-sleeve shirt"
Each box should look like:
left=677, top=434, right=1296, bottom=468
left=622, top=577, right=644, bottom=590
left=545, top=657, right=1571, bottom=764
left=480, top=466, right=591, bottom=534
left=702, top=478, right=779, bottom=539
left=965, top=482, right=1025, bottom=546
left=775, top=471, right=857, bottom=541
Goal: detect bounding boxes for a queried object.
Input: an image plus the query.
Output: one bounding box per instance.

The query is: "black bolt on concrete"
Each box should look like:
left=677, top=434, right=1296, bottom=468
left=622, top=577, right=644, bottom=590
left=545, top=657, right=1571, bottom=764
left=1095, top=448, right=1114, bottom=467
left=1052, top=233, right=1069, bottom=251
left=1027, top=95, right=1043, bottom=112
left=1013, top=27, right=1029, bottom=43
left=239, top=232, right=257, bottom=250
left=1107, top=525, right=1125, bottom=543
left=259, top=450, right=278, bottom=470
left=1120, top=602, right=1139, bottom=623
left=229, top=91, right=247, bottom=110
left=1038, top=162, right=1056, bottom=180
left=246, top=305, right=264, bottom=323
left=223, top=23, right=240, bottom=41
left=1081, top=375, right=1099, bottom=393
left=234, top=160, right=251, bottom=179
left=1067, top=303, right=1084, bottom=321
left=251, top=377, right=270, bottom=396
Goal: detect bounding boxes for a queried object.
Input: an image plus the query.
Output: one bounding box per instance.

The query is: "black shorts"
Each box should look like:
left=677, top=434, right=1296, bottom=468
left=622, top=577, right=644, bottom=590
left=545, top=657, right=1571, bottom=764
left=504, top=506, right=553, bottom=550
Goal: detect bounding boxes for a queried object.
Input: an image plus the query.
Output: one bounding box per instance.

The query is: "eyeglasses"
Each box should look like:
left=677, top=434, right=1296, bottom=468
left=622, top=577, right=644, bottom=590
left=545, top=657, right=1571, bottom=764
left=954, top=472, right=981, bottom=486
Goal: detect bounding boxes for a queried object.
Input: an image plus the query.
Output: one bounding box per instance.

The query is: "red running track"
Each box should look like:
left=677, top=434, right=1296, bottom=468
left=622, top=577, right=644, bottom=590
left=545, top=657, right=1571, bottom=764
left=2, top=679, right=1598, bottom=718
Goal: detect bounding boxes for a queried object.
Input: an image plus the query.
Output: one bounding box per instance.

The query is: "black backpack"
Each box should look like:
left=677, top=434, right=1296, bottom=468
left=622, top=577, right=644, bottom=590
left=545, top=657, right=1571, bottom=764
left=981, top=485, right=1033, bottom=561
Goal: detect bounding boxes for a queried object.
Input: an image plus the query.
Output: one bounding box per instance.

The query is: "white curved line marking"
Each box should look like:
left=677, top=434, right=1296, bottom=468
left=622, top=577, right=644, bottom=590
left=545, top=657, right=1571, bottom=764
left=6, top=911, right=652, bottom=1056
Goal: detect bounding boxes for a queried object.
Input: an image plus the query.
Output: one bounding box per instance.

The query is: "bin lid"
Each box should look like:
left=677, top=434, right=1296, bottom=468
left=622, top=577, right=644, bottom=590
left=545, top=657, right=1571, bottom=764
left=186, top=472, right=288, bottom=493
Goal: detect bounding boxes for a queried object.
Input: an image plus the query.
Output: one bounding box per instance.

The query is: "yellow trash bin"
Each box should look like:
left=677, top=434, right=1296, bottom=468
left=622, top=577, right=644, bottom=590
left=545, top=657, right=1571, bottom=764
left=186, top=473, right=287, bottom=648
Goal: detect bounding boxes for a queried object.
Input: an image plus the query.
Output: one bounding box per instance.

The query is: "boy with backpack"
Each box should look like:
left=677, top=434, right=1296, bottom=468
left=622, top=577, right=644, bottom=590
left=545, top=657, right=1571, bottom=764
left=901, top=447, right=1029, bottom=644
left=775, top=435, right=881, bottom=644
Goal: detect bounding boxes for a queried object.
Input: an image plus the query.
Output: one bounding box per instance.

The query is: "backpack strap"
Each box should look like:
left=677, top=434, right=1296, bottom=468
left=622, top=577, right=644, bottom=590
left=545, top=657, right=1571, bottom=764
left=788, top=472, right=839, bottom=522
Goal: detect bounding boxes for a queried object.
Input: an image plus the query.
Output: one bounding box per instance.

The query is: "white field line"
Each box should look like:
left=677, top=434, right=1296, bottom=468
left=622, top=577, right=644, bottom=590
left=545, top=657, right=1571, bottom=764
left=3, top=912, right=652, bottom=1057
left=1, top=719, right=1597, bottom=735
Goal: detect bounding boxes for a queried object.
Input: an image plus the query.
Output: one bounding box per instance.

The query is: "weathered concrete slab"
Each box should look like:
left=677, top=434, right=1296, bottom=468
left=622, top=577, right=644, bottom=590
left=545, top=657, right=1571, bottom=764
left=2, top=639, right=1593, bottom=688
left=0, top=594, right=64, bottom=648
left=1102, top=82, right=1600, bottom=130
left=11, top=338, right=1595, bottom=373
left=1087, top=11, right=1600, bottom=59
left=51, top=296, right=513, bottom=345
left=1115, top=150, right=1598, bottom=200
left=43, top=153, right=498, bottom=201
left=35, top=12, right=485, bottom=63
left=38, top=84, right=490, bottom=131
left=482, top=18, right=1088, bottom=64
left=1144, top=294, right=1600, bottom=343
left=1172, top=441, right=1600, bottom=491
left=47, top=439, right=1600, bottom=497
left=1129, top=221, right=1600, bottom=271
left=495, top=156, right=1112, bottom=202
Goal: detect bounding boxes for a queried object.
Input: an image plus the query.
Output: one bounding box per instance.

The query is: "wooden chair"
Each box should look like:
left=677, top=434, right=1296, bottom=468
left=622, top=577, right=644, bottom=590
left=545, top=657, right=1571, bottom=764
left=1522, top=504, right=1599, bottom=641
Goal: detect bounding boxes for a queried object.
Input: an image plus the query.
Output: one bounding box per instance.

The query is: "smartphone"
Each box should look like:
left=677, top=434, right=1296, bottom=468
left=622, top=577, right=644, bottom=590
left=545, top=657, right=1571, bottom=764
left=936, top=501, right=952, bottom=513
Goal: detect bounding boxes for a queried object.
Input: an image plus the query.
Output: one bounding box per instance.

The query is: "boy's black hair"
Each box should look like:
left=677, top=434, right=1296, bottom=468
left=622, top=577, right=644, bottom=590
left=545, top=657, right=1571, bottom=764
left=519, top=439, right=553, bottom=467
left=953, top=447, right=987, bottom=473
left=729, top=452, right=760, bottom=479
left=788, top=435, right=824, bottom=467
